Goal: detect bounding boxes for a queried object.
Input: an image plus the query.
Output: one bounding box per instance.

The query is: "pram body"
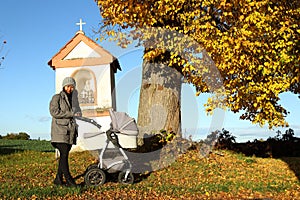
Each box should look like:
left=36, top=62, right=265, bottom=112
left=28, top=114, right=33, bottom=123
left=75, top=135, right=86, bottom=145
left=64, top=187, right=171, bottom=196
left=75, top=109, right=138, bottom=185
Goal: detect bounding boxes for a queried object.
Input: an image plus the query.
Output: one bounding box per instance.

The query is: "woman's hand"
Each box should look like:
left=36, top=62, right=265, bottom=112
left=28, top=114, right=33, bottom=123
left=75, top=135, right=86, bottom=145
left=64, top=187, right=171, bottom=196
left=74, top=112, right=82, bottom=117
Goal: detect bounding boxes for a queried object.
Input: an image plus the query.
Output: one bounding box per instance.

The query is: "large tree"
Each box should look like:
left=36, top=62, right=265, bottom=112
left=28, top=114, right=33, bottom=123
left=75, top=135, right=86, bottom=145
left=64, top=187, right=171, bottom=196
left=95, top=0, right=300, bottom=144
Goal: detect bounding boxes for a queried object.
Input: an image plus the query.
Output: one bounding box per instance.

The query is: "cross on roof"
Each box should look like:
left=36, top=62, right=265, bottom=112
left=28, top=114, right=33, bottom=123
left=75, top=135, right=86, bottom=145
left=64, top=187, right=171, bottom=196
left=76, top=18, right=86, bottom=32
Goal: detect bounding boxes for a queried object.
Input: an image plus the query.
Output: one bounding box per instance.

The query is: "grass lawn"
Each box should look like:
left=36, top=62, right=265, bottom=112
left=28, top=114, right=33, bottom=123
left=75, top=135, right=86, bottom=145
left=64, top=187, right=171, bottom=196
left=0, top=139, right=300, bottom=199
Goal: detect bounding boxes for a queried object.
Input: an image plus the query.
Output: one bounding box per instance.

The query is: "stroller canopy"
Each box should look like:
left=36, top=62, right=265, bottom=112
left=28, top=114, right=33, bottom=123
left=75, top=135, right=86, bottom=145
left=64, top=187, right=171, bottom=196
left=109, top=109, right=138, bottom=136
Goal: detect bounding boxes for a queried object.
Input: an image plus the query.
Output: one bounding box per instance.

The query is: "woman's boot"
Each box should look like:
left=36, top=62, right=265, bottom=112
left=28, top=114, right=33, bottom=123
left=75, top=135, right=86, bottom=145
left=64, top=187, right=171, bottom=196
left=65, top=177, right=77, bottom=187
left=53, top=175, right=64, bottom=186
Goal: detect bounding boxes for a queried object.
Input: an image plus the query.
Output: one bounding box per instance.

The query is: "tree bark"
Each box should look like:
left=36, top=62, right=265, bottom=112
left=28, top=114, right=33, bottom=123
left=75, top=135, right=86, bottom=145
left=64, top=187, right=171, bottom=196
left=137, top=58, right=182, bottom=146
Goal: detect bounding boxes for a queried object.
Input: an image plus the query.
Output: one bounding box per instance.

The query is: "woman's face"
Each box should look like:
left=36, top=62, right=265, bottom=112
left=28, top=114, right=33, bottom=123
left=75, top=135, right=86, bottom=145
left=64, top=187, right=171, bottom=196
left=64, top=85, right=74, bottom=94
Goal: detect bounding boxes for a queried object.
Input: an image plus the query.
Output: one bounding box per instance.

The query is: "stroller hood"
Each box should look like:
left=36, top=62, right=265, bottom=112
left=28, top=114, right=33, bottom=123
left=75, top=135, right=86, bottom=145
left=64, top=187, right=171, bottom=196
left=109, top=109, right=138, bottom=136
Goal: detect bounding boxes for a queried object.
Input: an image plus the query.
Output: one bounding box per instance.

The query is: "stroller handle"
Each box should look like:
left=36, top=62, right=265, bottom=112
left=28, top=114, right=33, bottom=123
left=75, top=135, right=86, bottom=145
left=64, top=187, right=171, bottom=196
left=74, top=116, right=102, bottom=129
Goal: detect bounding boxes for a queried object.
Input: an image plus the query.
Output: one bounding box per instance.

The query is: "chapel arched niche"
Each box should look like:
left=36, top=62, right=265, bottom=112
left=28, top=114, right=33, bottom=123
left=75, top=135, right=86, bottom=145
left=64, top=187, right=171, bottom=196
left=72, top=68, right=97, bottom=106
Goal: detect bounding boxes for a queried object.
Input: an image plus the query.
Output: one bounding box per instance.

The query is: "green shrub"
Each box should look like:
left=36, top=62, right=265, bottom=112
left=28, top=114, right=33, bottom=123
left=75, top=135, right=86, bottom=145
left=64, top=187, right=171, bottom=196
left=2, top=132, right=30, bottom=140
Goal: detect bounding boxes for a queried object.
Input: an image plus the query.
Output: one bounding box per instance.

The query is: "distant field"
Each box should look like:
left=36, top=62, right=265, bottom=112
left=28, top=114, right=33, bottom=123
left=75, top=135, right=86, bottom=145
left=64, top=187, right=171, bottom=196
left=0, top=139, right=54, bottom=154
left=0, top=139, right=300, bottom=199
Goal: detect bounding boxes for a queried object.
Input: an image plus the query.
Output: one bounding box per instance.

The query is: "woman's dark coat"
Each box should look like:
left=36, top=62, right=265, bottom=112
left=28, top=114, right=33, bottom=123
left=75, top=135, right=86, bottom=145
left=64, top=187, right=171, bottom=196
left=49, top=90, right=80, bottom=145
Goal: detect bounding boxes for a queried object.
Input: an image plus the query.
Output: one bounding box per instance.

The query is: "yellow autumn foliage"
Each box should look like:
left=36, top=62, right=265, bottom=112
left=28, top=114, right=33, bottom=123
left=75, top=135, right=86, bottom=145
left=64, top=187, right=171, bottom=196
left=95, top=0, right=300, bottom=128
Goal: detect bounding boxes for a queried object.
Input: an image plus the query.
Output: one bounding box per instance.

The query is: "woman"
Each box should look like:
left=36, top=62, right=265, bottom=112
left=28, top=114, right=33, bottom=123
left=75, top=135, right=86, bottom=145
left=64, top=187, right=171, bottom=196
left=49, top=77, right=81, bottom=186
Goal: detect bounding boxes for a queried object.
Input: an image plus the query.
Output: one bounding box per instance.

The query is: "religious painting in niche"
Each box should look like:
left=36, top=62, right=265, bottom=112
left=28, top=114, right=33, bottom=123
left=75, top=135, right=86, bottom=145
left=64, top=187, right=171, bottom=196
left=72, top=69, right=96, bottom=105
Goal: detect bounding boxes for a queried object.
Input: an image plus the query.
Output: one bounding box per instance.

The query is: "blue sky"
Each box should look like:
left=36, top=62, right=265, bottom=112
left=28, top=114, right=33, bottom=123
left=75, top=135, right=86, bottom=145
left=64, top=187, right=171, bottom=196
left=0, top=0, right=299, bottom=142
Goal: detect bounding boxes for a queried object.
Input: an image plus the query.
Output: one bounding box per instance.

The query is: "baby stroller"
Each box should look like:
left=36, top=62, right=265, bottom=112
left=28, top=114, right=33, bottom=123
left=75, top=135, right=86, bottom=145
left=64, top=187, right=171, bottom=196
left=75, top=109, right=138, bottom=185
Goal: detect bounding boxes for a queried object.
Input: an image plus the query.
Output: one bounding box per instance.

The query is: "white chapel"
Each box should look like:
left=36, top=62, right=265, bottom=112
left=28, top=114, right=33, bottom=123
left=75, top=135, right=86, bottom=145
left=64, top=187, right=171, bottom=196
left=48, top=19, right=121, bottom=151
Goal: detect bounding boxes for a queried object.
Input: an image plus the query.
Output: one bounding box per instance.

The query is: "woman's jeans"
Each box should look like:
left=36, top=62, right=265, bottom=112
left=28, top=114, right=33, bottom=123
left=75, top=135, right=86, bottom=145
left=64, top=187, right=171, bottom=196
left=52, top=143, right=73, bottom=180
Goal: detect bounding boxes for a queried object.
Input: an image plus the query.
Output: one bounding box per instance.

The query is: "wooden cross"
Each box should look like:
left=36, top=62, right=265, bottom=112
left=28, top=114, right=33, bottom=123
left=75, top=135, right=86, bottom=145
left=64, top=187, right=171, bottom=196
left=76, top=18, right=86, bottom=32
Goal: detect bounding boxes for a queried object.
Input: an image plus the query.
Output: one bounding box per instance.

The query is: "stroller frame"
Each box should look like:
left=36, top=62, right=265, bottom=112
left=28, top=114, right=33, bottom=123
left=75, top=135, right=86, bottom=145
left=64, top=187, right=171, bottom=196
left=77, top=116, right=134, bottom=186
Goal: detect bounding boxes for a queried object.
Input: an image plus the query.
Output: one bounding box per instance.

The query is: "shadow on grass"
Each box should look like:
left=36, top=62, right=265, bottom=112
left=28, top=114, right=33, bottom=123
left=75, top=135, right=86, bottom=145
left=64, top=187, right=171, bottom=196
left=74, top=165, right=150, bottom=187
left=0, top=139, right=55, bottom=155
left=280, top=157, right=300, bottom=180
left=217, top=140, right=300, bottom=181
left=0, top=145, right=25, bottom=155
left=78, top=134, right=179, bottom=186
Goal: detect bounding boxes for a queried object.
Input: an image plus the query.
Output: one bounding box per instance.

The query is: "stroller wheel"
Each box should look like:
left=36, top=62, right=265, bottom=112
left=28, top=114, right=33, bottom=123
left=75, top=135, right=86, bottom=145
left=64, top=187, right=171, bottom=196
left=118, top=171, right=134, bottom=184
left=86, top=163, right=98, bottom=172
left=84, top=168, right=106, bottom=186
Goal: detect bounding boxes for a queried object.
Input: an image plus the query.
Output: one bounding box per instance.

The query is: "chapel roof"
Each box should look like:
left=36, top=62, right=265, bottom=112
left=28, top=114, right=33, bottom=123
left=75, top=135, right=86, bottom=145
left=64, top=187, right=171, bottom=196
left=48, top=31, right=121, bottom=73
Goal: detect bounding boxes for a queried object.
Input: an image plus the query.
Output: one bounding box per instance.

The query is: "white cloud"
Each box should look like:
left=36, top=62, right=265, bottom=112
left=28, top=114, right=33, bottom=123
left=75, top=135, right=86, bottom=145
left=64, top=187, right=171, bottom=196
left=25, top=115, right=51, bottom=123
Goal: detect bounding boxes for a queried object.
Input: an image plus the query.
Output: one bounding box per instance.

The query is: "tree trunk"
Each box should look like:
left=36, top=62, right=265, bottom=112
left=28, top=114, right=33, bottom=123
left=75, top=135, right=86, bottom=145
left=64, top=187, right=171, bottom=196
left=137, top=58, right=182, bottom=146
